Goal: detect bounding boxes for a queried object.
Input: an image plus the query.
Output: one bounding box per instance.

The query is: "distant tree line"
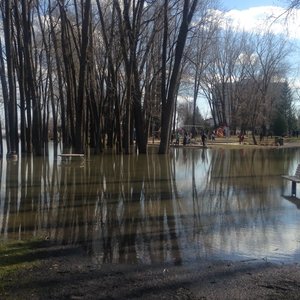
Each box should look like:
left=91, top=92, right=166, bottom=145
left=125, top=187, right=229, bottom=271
left=0, top=0, right=296, bottom=156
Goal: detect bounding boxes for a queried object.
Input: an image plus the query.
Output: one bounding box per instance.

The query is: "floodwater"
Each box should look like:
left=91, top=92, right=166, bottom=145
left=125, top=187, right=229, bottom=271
left=1, top=144, right=300, bottom=266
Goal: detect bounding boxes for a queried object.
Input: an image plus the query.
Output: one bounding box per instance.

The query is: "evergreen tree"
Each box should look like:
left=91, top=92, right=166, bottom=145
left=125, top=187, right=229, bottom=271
left=272, top=81, right=296, bottom=136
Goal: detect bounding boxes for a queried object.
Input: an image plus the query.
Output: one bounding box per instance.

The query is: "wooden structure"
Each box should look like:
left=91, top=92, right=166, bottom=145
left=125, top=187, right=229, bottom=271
left=282, top=164, right=300, bottom=196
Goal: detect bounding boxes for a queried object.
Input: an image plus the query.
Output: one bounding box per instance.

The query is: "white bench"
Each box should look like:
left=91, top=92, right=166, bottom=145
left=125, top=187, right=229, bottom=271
left=282, top=164, right=300, bottom=196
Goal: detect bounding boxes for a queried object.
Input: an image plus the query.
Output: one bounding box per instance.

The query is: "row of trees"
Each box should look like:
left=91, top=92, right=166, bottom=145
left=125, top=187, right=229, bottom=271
left=0, top=0, right=203, bottom=156
left=0, top=0, right=296, bottom=156
left=182, top=26, right=296, bottom=142
left=178, top=27, right=296, bottom=135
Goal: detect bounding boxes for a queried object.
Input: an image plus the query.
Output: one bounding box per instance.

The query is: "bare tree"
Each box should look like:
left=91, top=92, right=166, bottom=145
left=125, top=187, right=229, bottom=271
left=96, top=0, right=124, bottom=153
left=184, top=7, right=221, bottom=135
left=201, top=26, right=247, bottom=128
left=75, top=0, right=91, bottom=153
left=0, top=0, right=18, bottom=157
left=158, top=0, right=199, bottom=154
left=4, top=0, right=288, bottom=157
left=113, top=0, right=160, bottom=154
left=243, top=32, right=290, bottom=143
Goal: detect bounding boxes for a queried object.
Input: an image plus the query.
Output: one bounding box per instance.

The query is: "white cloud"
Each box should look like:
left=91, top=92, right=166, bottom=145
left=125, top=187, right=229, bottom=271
left=223, top=6, right=300, bottom=40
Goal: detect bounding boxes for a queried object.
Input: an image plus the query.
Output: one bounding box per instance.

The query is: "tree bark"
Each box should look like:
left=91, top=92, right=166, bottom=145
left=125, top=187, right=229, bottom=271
left=2, top=0, right=18, bottom=156
left=159, top=0, right=199, bottom=154
left=74, top=0, right=91, bottom=153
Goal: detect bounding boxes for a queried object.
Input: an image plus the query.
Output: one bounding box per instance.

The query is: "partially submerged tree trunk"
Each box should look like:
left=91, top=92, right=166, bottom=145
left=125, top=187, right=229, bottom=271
left=159, top=0, right=199, bottom=154
left=21, top=0, right=42, bottom=155
left=75, top=0, right=91, bottom=154
left=114, top=0, right=150, bottom=154
left=2, top=0, right=18, bottom=157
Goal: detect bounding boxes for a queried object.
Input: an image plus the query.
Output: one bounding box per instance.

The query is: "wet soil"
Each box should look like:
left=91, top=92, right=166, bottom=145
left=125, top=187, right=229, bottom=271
left=2, top=243, right=300, bottom=300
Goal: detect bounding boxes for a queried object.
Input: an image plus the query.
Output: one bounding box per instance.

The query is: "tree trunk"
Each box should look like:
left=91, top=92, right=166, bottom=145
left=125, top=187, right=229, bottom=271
left=75, top=0, right=91, bottom=153
left=159, top=0, right=199, bottom=154
left=21, top=0, right=42, bottom=155
left=0, top=37, right=11, bottom=154
left=3, top=0, right=18, bottom=156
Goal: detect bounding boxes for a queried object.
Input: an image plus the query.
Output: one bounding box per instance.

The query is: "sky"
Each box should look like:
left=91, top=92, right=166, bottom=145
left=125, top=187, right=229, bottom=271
left=220, top=0, right=300, bottom=39
left=223, top=0, right=282, bottom=10
left=219, top=0, right=300, bottom=82
left=196, top=0, right=300, bottom=116
left=219, top=1, right=300, bottom=69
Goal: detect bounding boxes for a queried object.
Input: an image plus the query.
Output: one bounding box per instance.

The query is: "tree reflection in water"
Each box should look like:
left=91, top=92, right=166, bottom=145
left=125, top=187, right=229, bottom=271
left=1, top=146, right=300, bottom=264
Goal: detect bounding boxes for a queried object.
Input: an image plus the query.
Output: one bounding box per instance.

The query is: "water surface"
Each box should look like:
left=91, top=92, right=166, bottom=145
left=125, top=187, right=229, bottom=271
left=1, top=145, right=300, bottom=266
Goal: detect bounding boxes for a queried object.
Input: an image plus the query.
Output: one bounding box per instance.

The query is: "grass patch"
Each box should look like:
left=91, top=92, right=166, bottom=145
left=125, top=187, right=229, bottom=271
left=0, top=239, right=47, bottom=295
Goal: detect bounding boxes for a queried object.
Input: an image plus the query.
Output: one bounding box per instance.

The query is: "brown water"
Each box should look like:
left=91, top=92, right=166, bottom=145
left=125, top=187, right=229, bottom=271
left=1, top=145, right=300, bottom=265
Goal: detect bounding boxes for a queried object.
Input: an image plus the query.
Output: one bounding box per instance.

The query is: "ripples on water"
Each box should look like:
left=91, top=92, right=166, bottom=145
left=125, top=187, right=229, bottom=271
left=1, top=144, right=300, bottom=265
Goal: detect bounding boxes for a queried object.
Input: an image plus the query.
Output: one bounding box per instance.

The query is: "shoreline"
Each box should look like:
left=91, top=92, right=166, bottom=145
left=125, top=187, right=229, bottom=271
left=1, top=242, right=300, bottom=299
left=147, top=136, right=300, bottom=150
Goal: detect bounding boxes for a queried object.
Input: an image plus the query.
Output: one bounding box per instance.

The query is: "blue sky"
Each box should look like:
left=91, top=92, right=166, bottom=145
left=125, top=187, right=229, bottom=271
left=219, top=1, right=299, bottom=40
left=218, top=0, right=300, bottom=98
left=194, top=0, right=300, bottom=116
left=223, top=0, right=282, bottom=10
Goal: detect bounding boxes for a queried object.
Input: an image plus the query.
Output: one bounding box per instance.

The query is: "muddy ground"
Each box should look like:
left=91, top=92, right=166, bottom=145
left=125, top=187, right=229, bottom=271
left=2, top=242, right=300, bottom=300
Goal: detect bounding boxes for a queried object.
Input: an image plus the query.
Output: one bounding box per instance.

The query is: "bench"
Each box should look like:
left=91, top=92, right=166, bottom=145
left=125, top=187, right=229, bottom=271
left=58, top=153, right=85, bottom=161
left=282, top=164, right=300, bottom=196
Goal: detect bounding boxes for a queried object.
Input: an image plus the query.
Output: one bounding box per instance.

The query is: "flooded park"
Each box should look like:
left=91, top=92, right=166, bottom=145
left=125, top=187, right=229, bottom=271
left=1, top=143, right=300, bottom=267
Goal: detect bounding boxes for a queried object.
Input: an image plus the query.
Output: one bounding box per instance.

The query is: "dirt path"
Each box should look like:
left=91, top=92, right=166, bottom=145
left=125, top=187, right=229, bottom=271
left=2, top=243, right=300, bottom=299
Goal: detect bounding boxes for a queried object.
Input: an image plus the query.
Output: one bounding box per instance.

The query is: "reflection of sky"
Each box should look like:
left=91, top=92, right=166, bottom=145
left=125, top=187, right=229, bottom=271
left=173, top=147, right=300, bottom=264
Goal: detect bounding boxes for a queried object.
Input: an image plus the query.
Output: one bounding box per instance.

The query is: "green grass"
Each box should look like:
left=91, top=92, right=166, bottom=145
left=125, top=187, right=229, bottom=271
left=0, top=239, right=47, bottom=295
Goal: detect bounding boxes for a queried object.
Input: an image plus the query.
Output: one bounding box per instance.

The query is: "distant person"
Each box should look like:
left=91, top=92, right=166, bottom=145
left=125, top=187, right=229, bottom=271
left=260, top=132, right=264, bottom=142
left=183, top=131, right=187, bottom=146
left=175, top=132, right=180, bottom=145
left=171, top=132, right=174, bottom=144
left=201, top=132, right=207, bottom=147
left=239, top=133, right=244, bottom=144
left=211, top=131, right=215, bottom=141
left=187, top=132, right=191, bottom=144
left=224, top=126, right=230, bottom=140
